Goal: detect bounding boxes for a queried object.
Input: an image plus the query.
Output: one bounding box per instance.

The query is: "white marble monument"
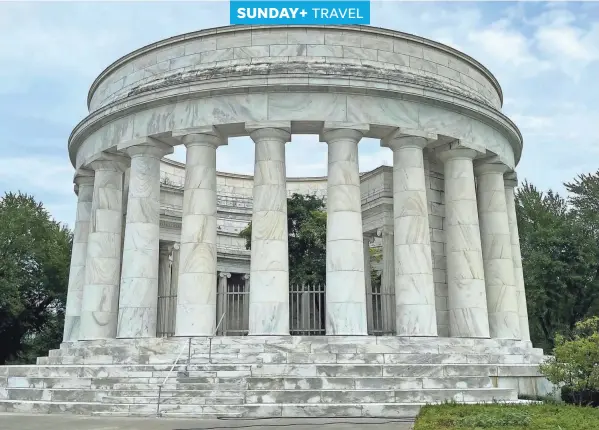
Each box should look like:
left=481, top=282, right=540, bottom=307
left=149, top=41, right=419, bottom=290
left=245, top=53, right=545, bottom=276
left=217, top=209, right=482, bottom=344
left=0, top=25, right=551, bottom=419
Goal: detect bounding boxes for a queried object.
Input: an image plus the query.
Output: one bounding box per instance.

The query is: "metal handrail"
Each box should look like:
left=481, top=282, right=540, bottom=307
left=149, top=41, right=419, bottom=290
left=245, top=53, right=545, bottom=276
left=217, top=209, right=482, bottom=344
left=156, top=313, right=227, bottom=417
left=209, top=312, right=227, bottom=364
left=156, top=339, right=188, bottom=417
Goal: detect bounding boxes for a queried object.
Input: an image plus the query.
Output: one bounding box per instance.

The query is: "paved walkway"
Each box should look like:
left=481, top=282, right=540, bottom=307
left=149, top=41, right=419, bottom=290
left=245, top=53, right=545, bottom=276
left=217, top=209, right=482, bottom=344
left=0, top=414, right=414, bottom=430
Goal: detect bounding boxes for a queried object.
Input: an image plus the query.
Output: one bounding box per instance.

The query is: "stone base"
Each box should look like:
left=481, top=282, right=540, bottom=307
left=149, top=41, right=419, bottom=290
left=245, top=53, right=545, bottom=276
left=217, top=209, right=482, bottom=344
left=0, top=336, right=555, bottom=418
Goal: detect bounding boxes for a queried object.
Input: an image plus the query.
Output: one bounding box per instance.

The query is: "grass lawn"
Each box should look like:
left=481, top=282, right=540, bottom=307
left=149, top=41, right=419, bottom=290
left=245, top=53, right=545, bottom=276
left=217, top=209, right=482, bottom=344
left=413, top=403, right=599, bottom=430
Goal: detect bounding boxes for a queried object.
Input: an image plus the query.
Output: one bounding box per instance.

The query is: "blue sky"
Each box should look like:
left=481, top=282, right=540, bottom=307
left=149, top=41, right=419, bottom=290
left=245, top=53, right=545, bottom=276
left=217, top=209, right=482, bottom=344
left=0, top=1, right=597, bottom=227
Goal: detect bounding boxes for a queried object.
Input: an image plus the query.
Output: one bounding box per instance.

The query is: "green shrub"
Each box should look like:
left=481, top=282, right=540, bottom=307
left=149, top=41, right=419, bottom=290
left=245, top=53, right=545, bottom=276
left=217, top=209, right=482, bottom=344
left=539, top=316, right=599, bottom=406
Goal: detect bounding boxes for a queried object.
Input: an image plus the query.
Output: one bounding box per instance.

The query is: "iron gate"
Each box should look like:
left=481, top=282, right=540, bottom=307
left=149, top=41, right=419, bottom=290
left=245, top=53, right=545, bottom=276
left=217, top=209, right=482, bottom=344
left=289, top=284, right=326, bottom=335
left=216, top=282, right=250, bottom=336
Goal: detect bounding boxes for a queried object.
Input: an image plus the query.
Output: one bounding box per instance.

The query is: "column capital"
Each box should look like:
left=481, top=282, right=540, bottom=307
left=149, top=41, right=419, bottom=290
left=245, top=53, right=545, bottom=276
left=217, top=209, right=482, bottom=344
left=117, top=137, right=174, bottom=159
left=85, top=152, right=129, bottom=172
left=473, top=160, right=509, bottom=176
left=504, top=171, right=518, bottom=188
left=435, top=143, right=480, bottom=163
left=173, top=126, right=227, bottom=148
left=377, top=225, right=394, bottom=236
left=219, top=271, right=231, bottom=278
left=73, top=169, right=94, bottom=195
left=246, top=121, right=291, bottom=133
left=247, top=127, right=291, bottom=143
left=242, top=273, right=250, bottom=280
left=320, top=122, right=369, bottom=143
left=381, top=128, right=437, bottom=151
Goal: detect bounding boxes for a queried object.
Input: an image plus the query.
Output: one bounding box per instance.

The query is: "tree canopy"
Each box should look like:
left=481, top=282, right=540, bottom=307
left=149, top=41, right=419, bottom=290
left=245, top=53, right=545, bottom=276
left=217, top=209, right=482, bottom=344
left=0, top=192, right=71, bottom=364
left=517, top=177, right=599, bottom=351
left=240, top=193, right=327, bottom=286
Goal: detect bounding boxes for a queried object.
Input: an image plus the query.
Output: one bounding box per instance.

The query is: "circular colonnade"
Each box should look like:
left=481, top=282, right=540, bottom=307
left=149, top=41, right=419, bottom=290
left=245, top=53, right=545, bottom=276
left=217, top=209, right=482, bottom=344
left=64, top=25, right=530, bottom=347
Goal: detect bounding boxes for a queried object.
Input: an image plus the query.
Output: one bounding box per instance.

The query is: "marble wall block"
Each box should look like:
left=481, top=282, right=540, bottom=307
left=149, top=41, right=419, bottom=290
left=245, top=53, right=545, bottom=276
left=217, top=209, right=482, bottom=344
left=117, top=142, right=173, bottom=338
left=475, top=164, right=520, bottom=340
left=63, top=171, right=95, bottom=342
left=382, top=137, right=437, bottom=336
left=322, top=126, right=368, bottom=335
left=80, top=156, right=128, bottom=340
left=176, top=133, right=225, bottom=336
left=247, top=127, right=290, bottom=335
left=505, top=176, right=531, bottom=341
left=438, top=148, right=490, bottom=339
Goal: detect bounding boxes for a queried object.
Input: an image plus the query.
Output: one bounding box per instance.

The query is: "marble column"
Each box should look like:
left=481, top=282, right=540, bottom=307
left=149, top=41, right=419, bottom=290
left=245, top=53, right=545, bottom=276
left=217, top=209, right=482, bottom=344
left=247, top=123, right=291, bottom=335
left=242, top=274, right=251, bottom=333
left=171, top=243, right=180, bottom=298
left=378, top=226, right=395, bottom=334
left=63, top=169, right=94, bottom=342
left=505, top=173, right=531, bottom=341
left=170, top=243, right=180, bottom=332
left=174, top=129, right=226, bottom=336
left=382, top=134, right=437, bottom=336
left=157, top=243, right=174, bottom=337
left=217, top=272, right=231, bottom=333
left=79, top=154, right=128, bottom=340
left=475, top=162, right=521, bottom=340
left=437, top=146, right=490, bottom=338
left=321, top=123, right=369, bottom=335
left=364, top=235, right=374, bottom=333
left=117, top=140, right=173, bottom=338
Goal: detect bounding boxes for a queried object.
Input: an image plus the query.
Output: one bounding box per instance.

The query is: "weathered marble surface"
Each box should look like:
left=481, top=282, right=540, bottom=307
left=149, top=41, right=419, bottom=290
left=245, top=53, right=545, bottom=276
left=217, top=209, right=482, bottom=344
left=80, top=155, right=128, bottom=340
left=87, top=26, right=502, bottom=113
left=63, top=171, right=95, bottom=342
left=437, top=147, right=490, bottom=338
left=176, top=132, right=226, bottom=336
left=475, top=163, right=520, bottom=340
left=247, top=125, right=290, bottom=335
left=73, top=93, right=519, bottom=173
left=117, top=141, right=173, bottom=338
left=505, top=174, right=531, bottom=341
left=383, top=135, right=437, bottom=336
left=322, top=124, right=368, bottom=335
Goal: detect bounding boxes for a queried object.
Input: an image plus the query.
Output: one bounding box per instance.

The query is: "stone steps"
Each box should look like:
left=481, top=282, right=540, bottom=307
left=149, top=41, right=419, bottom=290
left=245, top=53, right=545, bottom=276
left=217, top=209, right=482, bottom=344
left=0, top=336, right=552, bottom=418
left=38, top=353, right=544, bottom=366
left=0, top=399, right=532, bottom=418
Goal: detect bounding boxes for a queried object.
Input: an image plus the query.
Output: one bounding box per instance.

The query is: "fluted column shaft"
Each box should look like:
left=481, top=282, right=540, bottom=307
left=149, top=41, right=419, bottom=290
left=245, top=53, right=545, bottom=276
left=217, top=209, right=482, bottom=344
left=323, top=127, right=368, bottom=335
left=383, top=137, right=437, bottom=336
left=175, top=133, right=225, bottom=336
left=363, top=235, right=374, bottom=332
left=505, top=175, right=531, bottom=341
left=475, top=163, right=520, bottom=339
left=117, top=142, right=173, bottom=338
left=80, top=155, right=128, bottom=340
left=217, top=272, right=231, bottom=333
left=157, top=244, right=174, bottom=337
left=378, top=226, right=396, bottom=334
left=63, top=171, right=94, bottom=342
left=438, top=148, right=490, bottom=338
left=248, top=127, right=290, bottom=335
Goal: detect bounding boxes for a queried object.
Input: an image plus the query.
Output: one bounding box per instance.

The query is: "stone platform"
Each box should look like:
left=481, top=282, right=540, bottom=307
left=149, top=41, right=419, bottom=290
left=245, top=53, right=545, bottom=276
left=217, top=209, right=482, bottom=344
left=0, top=336, right=552, bottom=418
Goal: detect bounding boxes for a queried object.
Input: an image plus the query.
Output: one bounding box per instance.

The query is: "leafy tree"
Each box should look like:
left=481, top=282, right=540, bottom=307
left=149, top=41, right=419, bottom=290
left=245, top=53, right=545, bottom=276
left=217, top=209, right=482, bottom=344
left=517, top=182, right=599, bottom=351
left=539, top=316, right=599, bottom=406
left=0, top=192, right=72, bottom=364
left=240, top=193, right=327, bottom=285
